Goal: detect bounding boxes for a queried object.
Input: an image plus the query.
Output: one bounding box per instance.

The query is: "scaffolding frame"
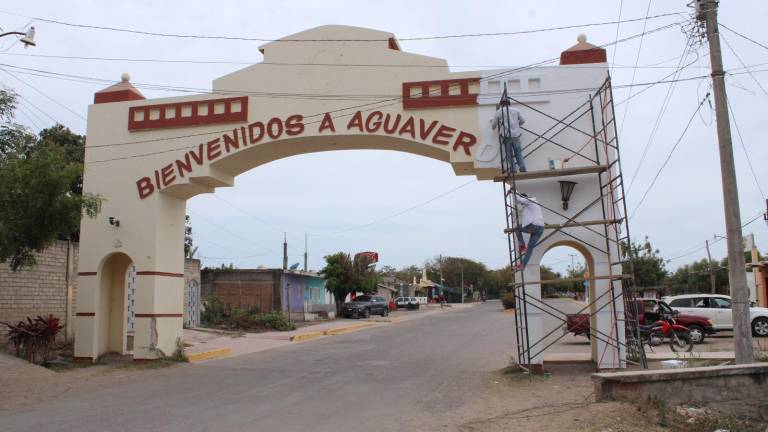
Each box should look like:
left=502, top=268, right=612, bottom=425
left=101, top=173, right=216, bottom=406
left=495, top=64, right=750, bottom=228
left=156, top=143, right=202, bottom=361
left=495, top=77, right=647, bottom=371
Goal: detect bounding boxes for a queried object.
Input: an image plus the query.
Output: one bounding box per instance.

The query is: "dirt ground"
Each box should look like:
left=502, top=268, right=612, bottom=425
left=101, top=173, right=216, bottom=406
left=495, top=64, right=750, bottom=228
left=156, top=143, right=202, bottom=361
left=411, top=363, right=768, bottom=432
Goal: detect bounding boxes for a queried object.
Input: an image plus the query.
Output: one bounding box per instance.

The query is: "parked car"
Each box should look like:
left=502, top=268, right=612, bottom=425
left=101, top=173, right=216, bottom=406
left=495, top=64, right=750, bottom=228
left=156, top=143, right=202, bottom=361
left=662, top=294, right=768, bottom=337
left=341, top=295, right=389, bottom=318
left=565, top=298, right=716, bottom=344
left=394, top=296, right=420, bottom=310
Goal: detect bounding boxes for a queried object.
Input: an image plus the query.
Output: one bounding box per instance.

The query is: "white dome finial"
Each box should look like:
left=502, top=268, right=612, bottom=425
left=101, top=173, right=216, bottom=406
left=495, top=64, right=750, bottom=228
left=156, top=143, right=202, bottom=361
left=121, top=72, right=131, bottom=82
left=577, top=34, right=587, bottom=43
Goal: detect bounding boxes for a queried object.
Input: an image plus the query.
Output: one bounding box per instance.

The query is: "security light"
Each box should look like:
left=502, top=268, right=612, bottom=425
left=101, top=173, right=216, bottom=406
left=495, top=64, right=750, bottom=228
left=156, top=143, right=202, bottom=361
left=558, top=181, right=577, bottom=210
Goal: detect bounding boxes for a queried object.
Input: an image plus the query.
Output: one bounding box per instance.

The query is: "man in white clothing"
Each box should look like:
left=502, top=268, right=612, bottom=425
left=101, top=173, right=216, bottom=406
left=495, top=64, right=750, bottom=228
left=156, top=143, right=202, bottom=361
left=491, top=96, right=526, bottom=173
left=513, top=192, right=544, bottom=269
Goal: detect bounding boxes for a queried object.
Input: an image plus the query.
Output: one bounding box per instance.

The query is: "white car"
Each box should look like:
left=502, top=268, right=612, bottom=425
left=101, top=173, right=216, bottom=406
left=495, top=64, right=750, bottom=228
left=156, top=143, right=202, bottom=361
left=662, top=294, right=768, bottom=337
left=394, top=296, right=420, bottom=309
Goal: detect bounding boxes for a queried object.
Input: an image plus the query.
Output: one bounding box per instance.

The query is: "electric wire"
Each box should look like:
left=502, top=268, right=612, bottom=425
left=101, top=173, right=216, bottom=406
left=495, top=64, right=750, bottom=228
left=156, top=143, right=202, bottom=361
left=720, top=23, right=768, bottom=53
left=0, top=66, right=86, bottom=121
left=609, top=0, right=625, bottom=77
left=625, top=34, right=694, bottom=193
left=721, top=33, right=768, bottom=99
left=616, top=0, right=653, bottom=138
left=629, top=92, right=710, bottom=220
left=0, top=9, right=685, bottom=42
left=727, top=99, right=766, bottom=199
left=665, top=212, right=764, bottom=263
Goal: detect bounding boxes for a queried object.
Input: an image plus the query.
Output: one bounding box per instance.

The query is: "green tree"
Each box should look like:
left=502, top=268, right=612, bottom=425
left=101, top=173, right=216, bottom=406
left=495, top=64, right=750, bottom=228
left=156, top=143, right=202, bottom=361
left=184, top=215, right=197, bottom=259
left=321, top=252, right=380, bottom=313
left=622, top=237, right=668, bottom=288
left=321, top=252, right=356, bottom=314
left=0, top=89, right=101, bottom=270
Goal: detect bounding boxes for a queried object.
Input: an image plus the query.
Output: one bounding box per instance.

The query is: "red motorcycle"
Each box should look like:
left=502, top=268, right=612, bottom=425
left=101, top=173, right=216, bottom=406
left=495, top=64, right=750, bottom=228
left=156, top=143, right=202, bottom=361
left=638, top=314, right=694, bottom=352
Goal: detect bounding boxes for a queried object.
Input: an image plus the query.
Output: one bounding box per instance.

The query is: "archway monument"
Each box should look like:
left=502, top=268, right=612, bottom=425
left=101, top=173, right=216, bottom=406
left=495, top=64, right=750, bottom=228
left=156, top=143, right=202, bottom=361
left=75, top=25, right=630, bottom=369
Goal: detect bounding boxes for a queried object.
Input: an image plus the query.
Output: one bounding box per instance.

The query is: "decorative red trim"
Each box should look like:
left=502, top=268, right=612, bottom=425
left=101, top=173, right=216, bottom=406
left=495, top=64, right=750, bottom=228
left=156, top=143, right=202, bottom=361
left=402, top=78, right=479, bottom=109
left=136, top=271, right=184, bottom=278
left=94, top=89, right=146, bottom=104
left=135, top=313, right=183, bottom=318
left=560, top=48, right=607, bottom=65
left=128, top=96, right=248, bottom=131
left=76, top=312, right=96, bottom=317
left=78, top=271, right=97, bottom=276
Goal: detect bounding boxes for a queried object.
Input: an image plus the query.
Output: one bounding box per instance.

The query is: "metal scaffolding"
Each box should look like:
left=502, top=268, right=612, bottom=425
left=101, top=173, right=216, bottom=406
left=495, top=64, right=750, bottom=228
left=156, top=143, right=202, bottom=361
left=495, top=77, right=647, bottom=371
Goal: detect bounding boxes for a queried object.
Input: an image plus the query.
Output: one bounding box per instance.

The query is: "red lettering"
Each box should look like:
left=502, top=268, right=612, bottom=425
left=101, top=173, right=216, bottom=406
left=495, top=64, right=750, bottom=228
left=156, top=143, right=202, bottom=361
left=248, top=121, right=265, bottom=144
left=398, top=117, right=415, bottom=138
left=137, top=177, right=155, bottom=199
left=419, top=119, right=439, bottom=141
left=161, top=163, right=176, bottom=187
left=240, top=127, right=248, bottom=146
left=176, top=154, right=193, bottom=178
left=285, top=114, right=305, bottom=136
left=267, top=117, right=283, bottom=139
left=154, top=170, right=162, bottom=191
left=432, top=124, right=456, bottom=146
left=347, top=111, right=364, bottom=131
left=365, top=111, right=383, bottom=133
left=207, top=138, right=221, bottom=161
left=189, top=144, right=204, bottom=165
left=223, top=129, right=239, bottom=153
left=319, top=112, right=336, bottom=133
left=383, top=113, right=401, bottom=134
left=453, top=131, right=477, bottom=156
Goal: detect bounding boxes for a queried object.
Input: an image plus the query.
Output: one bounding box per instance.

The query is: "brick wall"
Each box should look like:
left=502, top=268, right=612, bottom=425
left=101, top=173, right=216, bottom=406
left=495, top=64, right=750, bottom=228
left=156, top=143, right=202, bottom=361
left=0, top=241, right=78, bottom=342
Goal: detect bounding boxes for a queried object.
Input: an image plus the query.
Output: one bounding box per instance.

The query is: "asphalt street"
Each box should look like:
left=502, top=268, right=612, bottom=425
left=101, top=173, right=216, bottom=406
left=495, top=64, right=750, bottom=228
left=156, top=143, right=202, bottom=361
left=1, top=302, right=514, bottom=432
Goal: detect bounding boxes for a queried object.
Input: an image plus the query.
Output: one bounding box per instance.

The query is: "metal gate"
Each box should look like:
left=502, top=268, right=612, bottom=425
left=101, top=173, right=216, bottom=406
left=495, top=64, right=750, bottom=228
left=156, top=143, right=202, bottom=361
left=185, top=279, right=200, bottom=328
left=126, top=265, right=136, bottom=332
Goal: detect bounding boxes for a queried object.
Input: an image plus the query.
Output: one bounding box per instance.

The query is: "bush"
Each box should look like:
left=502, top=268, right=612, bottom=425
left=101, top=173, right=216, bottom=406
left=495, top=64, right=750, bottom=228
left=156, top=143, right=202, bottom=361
left=501, top=292, right=515, bottom=310
left=200, top=295, right=296, bottom=332
left=2, top=315, right=63, bottom=364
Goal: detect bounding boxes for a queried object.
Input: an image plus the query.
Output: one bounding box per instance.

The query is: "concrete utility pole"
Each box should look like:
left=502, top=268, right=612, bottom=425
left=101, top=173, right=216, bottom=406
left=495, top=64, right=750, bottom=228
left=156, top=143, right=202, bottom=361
left=282, top=232, right=288, bottom=270
left=696, top=0, right=754, bottom=363
left=460, top=263, right=465, bottom=304
left=303, top=232, right=308, bottom=272
left=705, top=239, right=717, bottom=294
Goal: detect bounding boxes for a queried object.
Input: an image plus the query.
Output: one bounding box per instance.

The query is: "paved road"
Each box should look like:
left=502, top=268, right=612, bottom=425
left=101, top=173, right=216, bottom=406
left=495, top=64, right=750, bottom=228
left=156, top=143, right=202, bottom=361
left=1, top=302, right=514, bottom=432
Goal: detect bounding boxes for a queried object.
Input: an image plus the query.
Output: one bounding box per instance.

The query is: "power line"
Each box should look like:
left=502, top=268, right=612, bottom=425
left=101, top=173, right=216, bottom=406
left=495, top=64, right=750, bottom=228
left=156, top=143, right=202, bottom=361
left=721, top=33, right=768, bottom=99
left=0, top=67, right=86, bottom=121
left=720, top=23, right=768, bottom=53
left=727, top=99, right=766, bottom=199
left=0, top=9, right=685, bottom=42
left=616, top=0, right=653, bottom=138
left=626, top=35, right=695, bottom=193
left=665, top=212, right=764, bottom=263
left=629, top=92, right=710, bottom=219
left=312, top=180, right=476, bottom=236
left=608, top=0, right=625, bottom=76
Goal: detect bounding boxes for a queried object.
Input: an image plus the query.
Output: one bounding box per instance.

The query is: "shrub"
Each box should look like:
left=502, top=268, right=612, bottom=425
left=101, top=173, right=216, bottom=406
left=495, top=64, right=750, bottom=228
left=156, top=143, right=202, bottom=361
left=2, top=315, right=63, bottom=364
left=253, top=311, right=296, bottom=331
left=200, top=295, right=296, bottom=332
left=501, top=292, right=515, bottom=310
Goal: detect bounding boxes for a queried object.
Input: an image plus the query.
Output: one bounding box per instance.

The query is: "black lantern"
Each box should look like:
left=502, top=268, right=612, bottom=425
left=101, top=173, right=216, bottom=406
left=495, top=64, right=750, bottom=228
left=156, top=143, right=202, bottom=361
left=558, top=181, right=577, bottom=210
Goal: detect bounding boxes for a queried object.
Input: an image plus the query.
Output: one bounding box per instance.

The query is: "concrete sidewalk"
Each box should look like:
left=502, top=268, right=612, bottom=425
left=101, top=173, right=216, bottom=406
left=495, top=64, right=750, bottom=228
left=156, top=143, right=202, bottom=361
left=185, top=303, right=475, bottom=362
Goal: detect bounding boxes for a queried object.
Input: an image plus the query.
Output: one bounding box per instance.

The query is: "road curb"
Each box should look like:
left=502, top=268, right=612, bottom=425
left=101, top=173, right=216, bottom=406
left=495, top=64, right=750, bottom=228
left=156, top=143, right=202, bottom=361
left=502, top=308, right=515, bottom=314
left=290, top=331, right=325, bottom=342
left=187, top=347, right=232, bottom=363
left=324, top=323, right=375, bottom=335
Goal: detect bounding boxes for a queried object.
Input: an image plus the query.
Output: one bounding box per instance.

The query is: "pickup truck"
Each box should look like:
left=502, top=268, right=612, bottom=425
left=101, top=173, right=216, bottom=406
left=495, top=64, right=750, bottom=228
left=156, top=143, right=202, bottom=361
left=565, top=298, right=716, bottom=344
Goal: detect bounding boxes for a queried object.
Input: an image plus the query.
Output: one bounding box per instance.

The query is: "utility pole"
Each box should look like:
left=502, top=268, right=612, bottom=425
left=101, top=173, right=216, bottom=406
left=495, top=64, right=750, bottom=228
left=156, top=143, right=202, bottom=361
left=460, top=263, right=465, bottom=304
left=696, top=0, right=754, bottom=363
left=568, top=254, right=577, bottom=271
left=282, top=232, right=288, bottom=270
left=303, top=232, right=308, bottom=272
left=439, top=254, right=444, bottom=296
left=705, top=239, right=717, bottom=294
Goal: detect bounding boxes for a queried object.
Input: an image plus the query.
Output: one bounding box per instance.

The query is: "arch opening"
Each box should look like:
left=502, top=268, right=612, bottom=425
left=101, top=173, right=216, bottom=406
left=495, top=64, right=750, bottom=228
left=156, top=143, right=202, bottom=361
left=97, top=252, right=134, bottom=357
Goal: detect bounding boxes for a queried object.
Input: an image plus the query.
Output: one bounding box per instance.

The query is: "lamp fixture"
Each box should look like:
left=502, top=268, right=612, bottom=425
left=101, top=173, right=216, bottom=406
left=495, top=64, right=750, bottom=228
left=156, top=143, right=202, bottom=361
left=108, top=217, right=120, bottom=227
left=0, top=26, right=36, bottom=48
left=558, top=180, right=577, bottom=210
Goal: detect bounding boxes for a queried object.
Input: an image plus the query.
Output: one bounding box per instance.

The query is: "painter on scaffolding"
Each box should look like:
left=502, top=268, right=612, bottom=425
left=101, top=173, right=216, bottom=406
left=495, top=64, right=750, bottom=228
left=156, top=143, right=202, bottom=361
left=491, top=95, right=526, bottom=173
left=513, top=192, right=544, bottom=270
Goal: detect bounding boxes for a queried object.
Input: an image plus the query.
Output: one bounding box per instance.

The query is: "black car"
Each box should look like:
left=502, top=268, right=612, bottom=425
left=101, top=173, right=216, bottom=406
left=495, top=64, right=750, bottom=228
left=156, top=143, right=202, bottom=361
left=342, top=295, right=389, bottom=318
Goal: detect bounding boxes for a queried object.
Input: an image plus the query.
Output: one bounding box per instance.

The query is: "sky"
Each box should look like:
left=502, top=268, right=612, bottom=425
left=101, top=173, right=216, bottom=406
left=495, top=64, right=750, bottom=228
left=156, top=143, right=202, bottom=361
left=0, top=0, right=766, bottom=276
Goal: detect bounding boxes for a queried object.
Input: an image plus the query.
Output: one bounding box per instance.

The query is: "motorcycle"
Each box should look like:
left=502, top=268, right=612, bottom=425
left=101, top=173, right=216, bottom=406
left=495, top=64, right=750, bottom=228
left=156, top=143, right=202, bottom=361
left=638, top=314, right=694, bottom=353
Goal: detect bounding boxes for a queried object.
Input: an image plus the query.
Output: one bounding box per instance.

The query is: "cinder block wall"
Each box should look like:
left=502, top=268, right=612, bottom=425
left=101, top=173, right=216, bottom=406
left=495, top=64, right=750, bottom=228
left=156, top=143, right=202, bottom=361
left=0, top=241, right=79, bottom=342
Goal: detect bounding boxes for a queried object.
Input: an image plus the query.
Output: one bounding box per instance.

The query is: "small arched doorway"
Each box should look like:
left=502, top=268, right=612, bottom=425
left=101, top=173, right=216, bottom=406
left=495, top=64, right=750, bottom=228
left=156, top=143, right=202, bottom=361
left=97, top=252, right=133, bottom=356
